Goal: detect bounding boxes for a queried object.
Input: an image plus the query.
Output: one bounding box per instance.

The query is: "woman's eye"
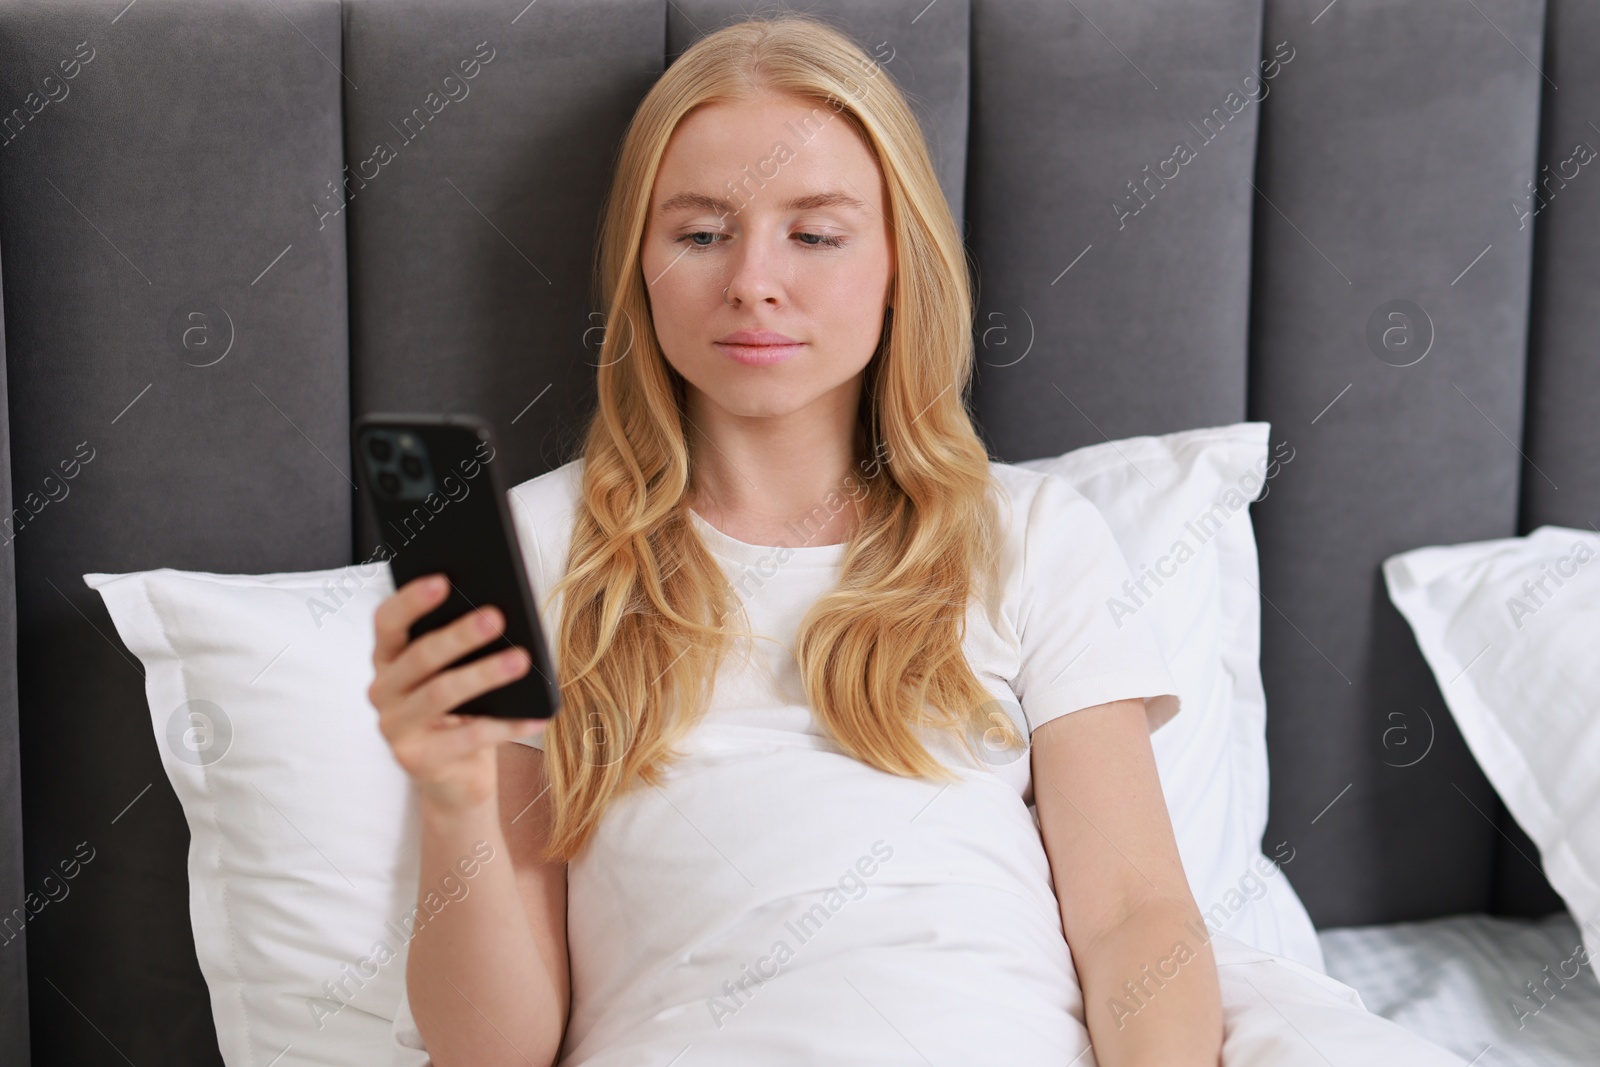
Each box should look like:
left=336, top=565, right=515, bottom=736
left=675, top=231, right=724, bottom=249
left=795, top=231, right=846, bottom=248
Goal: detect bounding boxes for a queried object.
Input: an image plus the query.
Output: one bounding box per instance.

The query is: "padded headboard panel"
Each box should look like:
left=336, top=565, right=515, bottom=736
left=0, top=0, right=1590, bottom=1062
left=0, top=2, right=352, bottom=1062
left=1248, top=0, right=1548, bottom=926
left=968, top=0, right=1256, bottom=444
left=345, top=0, right=665, bottom=514
left=1523, top=0, right=1600, bottom=533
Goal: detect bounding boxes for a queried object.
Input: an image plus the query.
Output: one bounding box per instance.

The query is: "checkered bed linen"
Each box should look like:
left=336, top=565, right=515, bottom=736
left=1318, top=910, right=1600, bottom=1066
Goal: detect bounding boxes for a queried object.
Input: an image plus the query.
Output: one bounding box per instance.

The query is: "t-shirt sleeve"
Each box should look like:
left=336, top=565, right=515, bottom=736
left=1012, top=472, right=1180, bottom=736
left=506, top=485, right=548, bottom=752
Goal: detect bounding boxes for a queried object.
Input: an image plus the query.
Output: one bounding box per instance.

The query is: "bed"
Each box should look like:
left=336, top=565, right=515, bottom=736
left=0, top=0, right=1595, bottom=1062
left=1320, top=912, right=1600, bottom=1066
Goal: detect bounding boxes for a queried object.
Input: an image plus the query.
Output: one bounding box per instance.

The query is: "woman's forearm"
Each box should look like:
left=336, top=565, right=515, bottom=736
left=1073, top=895, right=1224, bottom=1067
left=405, top=799, right=565, bottom=1067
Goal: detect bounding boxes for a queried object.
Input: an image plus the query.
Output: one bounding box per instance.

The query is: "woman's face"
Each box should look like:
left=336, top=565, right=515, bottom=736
left=640, top=93, right=895, bottom=424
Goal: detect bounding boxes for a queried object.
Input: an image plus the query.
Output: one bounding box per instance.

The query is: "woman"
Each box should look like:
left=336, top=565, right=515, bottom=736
left=372, top=14, right=1471, bottom=1067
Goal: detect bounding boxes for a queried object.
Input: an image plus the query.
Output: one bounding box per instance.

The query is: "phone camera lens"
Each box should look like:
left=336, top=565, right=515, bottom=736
left=400, top=454, right=424, bottom=480
left=378, top=471, right=400, bottom=496
left=367, top=435, right=393, bottom=462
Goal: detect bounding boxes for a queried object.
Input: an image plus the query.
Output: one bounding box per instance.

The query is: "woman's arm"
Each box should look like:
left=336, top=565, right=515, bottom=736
left=406, top=742, right=570, bottom=1067
left=369, top=575, right=570, bottom=1066
left=1031, top=697, right=1223, bottom=1067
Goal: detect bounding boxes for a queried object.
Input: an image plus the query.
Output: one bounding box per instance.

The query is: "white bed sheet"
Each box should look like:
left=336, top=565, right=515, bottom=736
left=1318, top=909, right=1600, bottom=1067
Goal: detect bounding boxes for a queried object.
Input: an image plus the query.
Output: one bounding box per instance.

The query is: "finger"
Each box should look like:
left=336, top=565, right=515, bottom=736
left=373, top=574, right=449, bottom=666
left=395, top=644, right=532, bottom=733
left=387, top=601, right=509, bottom=697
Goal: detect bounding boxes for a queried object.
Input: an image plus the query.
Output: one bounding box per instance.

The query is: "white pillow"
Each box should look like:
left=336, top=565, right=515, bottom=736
left=1018, top=421, right=1324, bottom=973
left=1384, top=525, right=1600, bottom=982
left=83, top=564, right=427, bottom=1067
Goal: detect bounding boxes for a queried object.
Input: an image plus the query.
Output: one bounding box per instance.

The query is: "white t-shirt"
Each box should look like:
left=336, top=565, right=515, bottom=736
left=499, top=458, right=1180, bottom=1065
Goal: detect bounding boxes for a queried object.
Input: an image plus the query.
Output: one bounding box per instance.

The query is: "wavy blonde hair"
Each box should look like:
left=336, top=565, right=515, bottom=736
left=535, top=12, right=1021, bottom=862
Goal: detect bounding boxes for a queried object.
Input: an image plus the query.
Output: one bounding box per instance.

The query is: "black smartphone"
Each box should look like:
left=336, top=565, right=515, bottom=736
left=352, top=413, right=561, bottom=722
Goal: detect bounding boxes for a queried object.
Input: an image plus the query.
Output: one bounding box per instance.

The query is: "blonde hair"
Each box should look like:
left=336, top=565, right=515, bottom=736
left=536, top=12, right=1021, bottom=862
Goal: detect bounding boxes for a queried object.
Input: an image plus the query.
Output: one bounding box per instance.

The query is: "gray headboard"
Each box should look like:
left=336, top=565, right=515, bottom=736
left=1, top=0, right=1591, bottom=1061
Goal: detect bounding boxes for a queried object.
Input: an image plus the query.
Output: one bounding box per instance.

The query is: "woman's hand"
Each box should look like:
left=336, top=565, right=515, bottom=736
left=368, top=573, right=549, bottom=818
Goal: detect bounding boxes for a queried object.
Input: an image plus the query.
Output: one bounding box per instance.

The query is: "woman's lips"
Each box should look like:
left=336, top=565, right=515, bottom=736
left=715, top=342, right=805, bottom=366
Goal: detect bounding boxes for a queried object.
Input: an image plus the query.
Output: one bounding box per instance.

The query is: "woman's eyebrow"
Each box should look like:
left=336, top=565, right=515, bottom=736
left=655, top=190, right=871, bottom=216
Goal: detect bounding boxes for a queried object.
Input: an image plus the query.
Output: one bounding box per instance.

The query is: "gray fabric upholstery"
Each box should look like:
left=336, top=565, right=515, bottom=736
left=0, top=213, right=21, bottom=1058
left=1523, top=0, right=1600, bottom=534
left=1249, top=0, right=1548, bottom=927
left=0, top=0, right=1589, bottom=1061
left=0, top=2, right=350, bottom=1062
left=968, top=0, right=1257, bottom=444
left=346, top=0, right=665, bottom=523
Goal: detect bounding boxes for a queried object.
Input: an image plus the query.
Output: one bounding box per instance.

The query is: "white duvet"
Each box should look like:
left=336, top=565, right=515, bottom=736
left=392, top=723, right=1469, bottom=1066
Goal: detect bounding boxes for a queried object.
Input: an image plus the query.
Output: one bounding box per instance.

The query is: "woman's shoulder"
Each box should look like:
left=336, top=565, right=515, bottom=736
left=506, top=458, right=585, bottom=584
left=983, top=459, right=1127, bottom=583
left=507, top=456, right=584, bottom=512
left=987, top=459, right=1050, bottom=502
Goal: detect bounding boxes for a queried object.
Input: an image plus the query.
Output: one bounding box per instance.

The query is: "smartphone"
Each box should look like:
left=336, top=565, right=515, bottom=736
left=352, top=413, right=561, bottom=722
